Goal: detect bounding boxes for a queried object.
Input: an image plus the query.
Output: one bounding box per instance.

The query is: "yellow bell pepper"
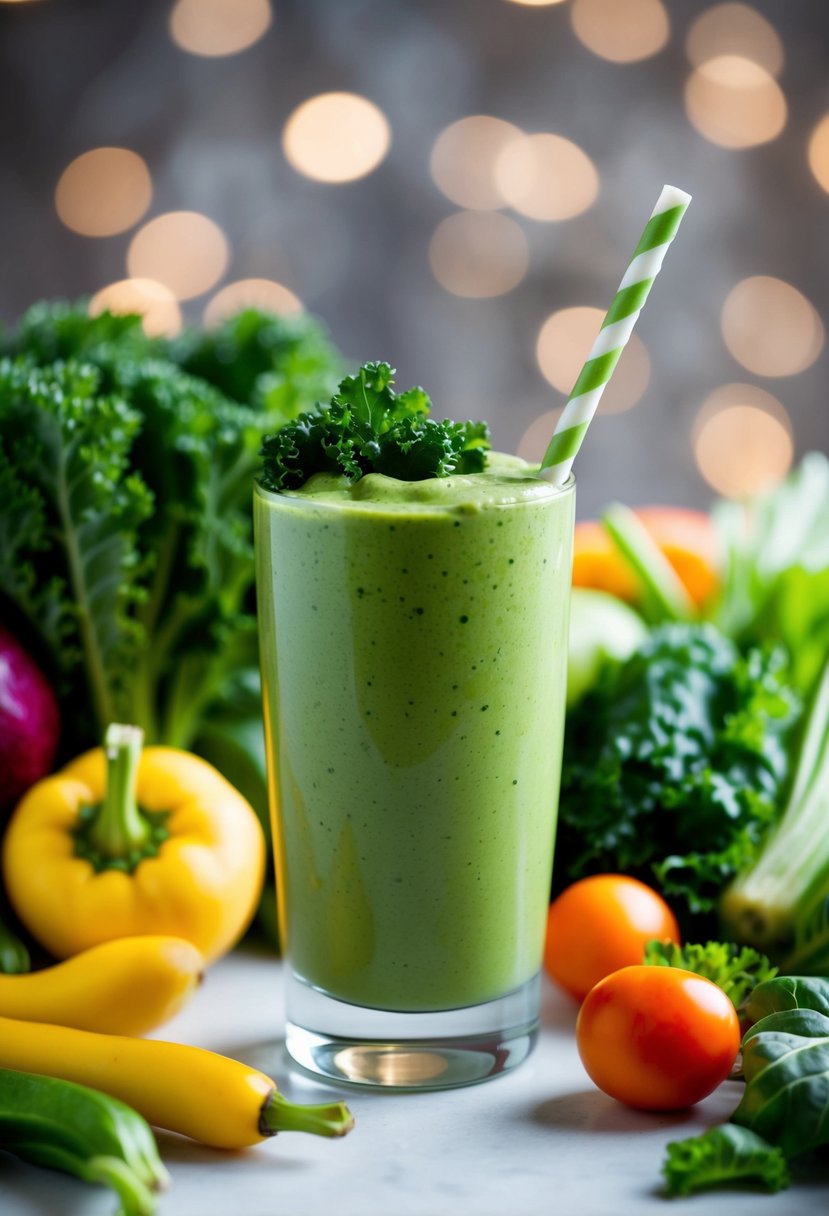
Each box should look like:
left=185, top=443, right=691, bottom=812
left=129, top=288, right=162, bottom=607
left=2, top=724, right=265, bottom=963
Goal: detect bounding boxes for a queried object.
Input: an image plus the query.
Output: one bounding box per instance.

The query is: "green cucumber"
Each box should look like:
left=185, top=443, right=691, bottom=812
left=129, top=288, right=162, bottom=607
left=0, top=1067, right=168, bottom=1215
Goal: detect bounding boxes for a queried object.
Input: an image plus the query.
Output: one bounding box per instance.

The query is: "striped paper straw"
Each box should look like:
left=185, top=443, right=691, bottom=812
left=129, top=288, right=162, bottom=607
left=540, top=184, right=691, bottom=485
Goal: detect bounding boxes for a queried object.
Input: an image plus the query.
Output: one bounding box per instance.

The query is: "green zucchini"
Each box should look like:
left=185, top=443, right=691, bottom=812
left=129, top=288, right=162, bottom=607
left=0, top=1066, right=168, bottom=1215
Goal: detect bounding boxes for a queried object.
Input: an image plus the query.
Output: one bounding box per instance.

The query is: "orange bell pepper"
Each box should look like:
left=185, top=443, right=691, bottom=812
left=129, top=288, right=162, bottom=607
left=573, top=506, right=720, bottom=608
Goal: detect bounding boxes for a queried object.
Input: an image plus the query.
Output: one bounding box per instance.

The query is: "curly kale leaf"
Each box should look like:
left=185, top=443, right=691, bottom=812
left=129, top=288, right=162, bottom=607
left=2, top=298, right=158, bottom=365
left=663, top=1126, right=789, bottom=1196
left=0, top=358, right=153, bottom=737
left=0, top=300, right=344, bottom=754
left=172, top=307, right=343, bottom=425
left=555, top=624, right=799, bottom=920
left=643, top=940, right=777, bottom=1009
left=259, top=362, right=491, bottom=490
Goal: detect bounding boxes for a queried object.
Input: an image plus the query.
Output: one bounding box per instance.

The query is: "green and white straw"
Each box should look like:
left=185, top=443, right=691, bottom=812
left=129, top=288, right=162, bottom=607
left=540, top=184, right=692, bottom=486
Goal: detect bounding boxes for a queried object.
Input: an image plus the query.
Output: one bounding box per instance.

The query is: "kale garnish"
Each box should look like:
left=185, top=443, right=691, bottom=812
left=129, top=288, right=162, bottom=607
left=259, top=361, right=490, bottom=490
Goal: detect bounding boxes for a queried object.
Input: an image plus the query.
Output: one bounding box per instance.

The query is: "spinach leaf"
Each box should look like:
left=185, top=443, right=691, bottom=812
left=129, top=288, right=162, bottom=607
left=663, top=1125, right=789, bottom=1196
left=734, top=1007, right=829, bottom=1157
left=746, top=975, right=829, bottom=1025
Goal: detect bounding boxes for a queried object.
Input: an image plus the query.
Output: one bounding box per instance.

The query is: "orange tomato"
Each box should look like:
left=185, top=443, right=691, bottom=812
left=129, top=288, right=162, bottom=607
left=576, top=965, right=740, bottom=1110
left=572, top=507, right=719, bottom=608
left=544, top=874, right=680, bottom=1001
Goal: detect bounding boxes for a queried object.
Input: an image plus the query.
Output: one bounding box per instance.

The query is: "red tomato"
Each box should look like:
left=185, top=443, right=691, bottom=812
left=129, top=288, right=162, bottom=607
left=544, top=874, right=680, bottom=1001
left=576, top=965, right=740, bottom=1110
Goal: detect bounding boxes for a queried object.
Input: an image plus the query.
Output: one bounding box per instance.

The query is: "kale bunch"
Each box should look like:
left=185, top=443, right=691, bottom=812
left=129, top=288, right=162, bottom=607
left=555, top=623, right=800, bottom=921
left=0, top=300, right=342, bottom=755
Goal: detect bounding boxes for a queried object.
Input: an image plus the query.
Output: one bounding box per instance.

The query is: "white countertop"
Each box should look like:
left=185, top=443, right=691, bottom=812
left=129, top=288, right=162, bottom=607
left=2, top=945, right=826, bottom=1216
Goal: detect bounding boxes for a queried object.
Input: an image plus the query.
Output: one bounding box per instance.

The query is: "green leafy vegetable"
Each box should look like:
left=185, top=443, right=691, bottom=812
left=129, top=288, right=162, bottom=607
left=643, top=940, right=777, bottom=1009
left=555, top=623, right=799, bottom=921
left=735, top=1006, right=829, bottom=1157
left=745, top=975, right=829, bottom=1025
left=721, top=655, right=829, bottom=971
left=661, top=980, right=829, bottom=1197
left=172, top=307, right=344, bottom=424
left=663, top=1125, right=789, bottom=1196
left=0, top=359, right=153, bottom=740
left=712, top=452, right=829, bottom=700
left=259, top=361, right=490, bottom=490
left=0, top=301, right=342, bottom=757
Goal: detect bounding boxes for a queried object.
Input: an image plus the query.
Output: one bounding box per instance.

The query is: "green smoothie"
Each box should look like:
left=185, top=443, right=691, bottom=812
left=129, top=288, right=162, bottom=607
left=254, top=455, right=574, bottom=1013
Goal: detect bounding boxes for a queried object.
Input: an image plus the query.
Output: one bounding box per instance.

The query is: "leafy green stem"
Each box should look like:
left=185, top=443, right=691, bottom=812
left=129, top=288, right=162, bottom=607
left=56, top=441, right=113, bottom=733
left=139, top=522, right=180, bottom=639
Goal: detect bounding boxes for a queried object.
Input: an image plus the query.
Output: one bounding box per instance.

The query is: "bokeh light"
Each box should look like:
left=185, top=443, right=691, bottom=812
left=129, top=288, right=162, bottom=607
left=55, top=148, right=152, bottom=238
left=169, top=0, right=271, bottom=58
left=430, top=116, right=522, bottom=210
left=721, top=275, right=823, bottom=376
left=517, top=408, right=563, bottom=463
left=693, top=384, right=793, bottom=496
left=536, top=306, right=650, bottom=413
left=428, top=211, right=528, bottom=298
left=503, top=0, right=567, bottom=6
left=204, top=278, right=302, bottom=325
left=89, top=279, right=182, bottom=338
left=127, top=211, right=229, bottom=301
left=282, top=93, right=390, bottom=184
left=684, top=57, right=786, bottom=148
left=494, top=133, right=598, bottom=221
left=807, top=114, right=829, bottom=195
left=570, top=0, right=670, bottom=64
left=686, top=4, right=783, bottom=77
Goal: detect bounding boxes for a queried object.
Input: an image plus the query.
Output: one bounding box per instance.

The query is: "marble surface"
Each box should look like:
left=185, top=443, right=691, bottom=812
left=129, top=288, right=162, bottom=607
left=2, top=946, right=826, bottom=1216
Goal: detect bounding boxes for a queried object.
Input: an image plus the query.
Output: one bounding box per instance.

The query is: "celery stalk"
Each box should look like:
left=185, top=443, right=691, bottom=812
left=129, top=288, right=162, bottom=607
left=720, top=657, right=829, bottom=969
left=602, top=503, right=696, bottom=624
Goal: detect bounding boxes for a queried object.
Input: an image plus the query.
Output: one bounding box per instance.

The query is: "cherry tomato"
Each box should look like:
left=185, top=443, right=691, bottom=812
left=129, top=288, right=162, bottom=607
left=576, top=965, right=740, bottom=1110
left=544, top=874, right=680, bottom=1001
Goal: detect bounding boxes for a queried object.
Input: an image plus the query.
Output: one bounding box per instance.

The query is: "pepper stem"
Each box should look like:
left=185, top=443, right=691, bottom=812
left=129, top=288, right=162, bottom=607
left=87, top=724, right=152, bottom=860
left=259, top=1090, right=355, bottom=1139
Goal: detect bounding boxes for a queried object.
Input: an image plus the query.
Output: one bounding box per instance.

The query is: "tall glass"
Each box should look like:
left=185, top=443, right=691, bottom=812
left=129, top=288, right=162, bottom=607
left=254, top=468, right=575, bottom=1089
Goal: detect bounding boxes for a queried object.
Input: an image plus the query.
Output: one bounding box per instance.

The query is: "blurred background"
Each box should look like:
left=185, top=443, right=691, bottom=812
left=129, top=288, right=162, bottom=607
left=1, top=0, right=827, bottom=515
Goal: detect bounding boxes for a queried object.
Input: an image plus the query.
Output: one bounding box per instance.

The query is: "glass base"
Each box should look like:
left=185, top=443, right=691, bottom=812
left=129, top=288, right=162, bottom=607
left=284, top=971, right=540, bottom=1091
